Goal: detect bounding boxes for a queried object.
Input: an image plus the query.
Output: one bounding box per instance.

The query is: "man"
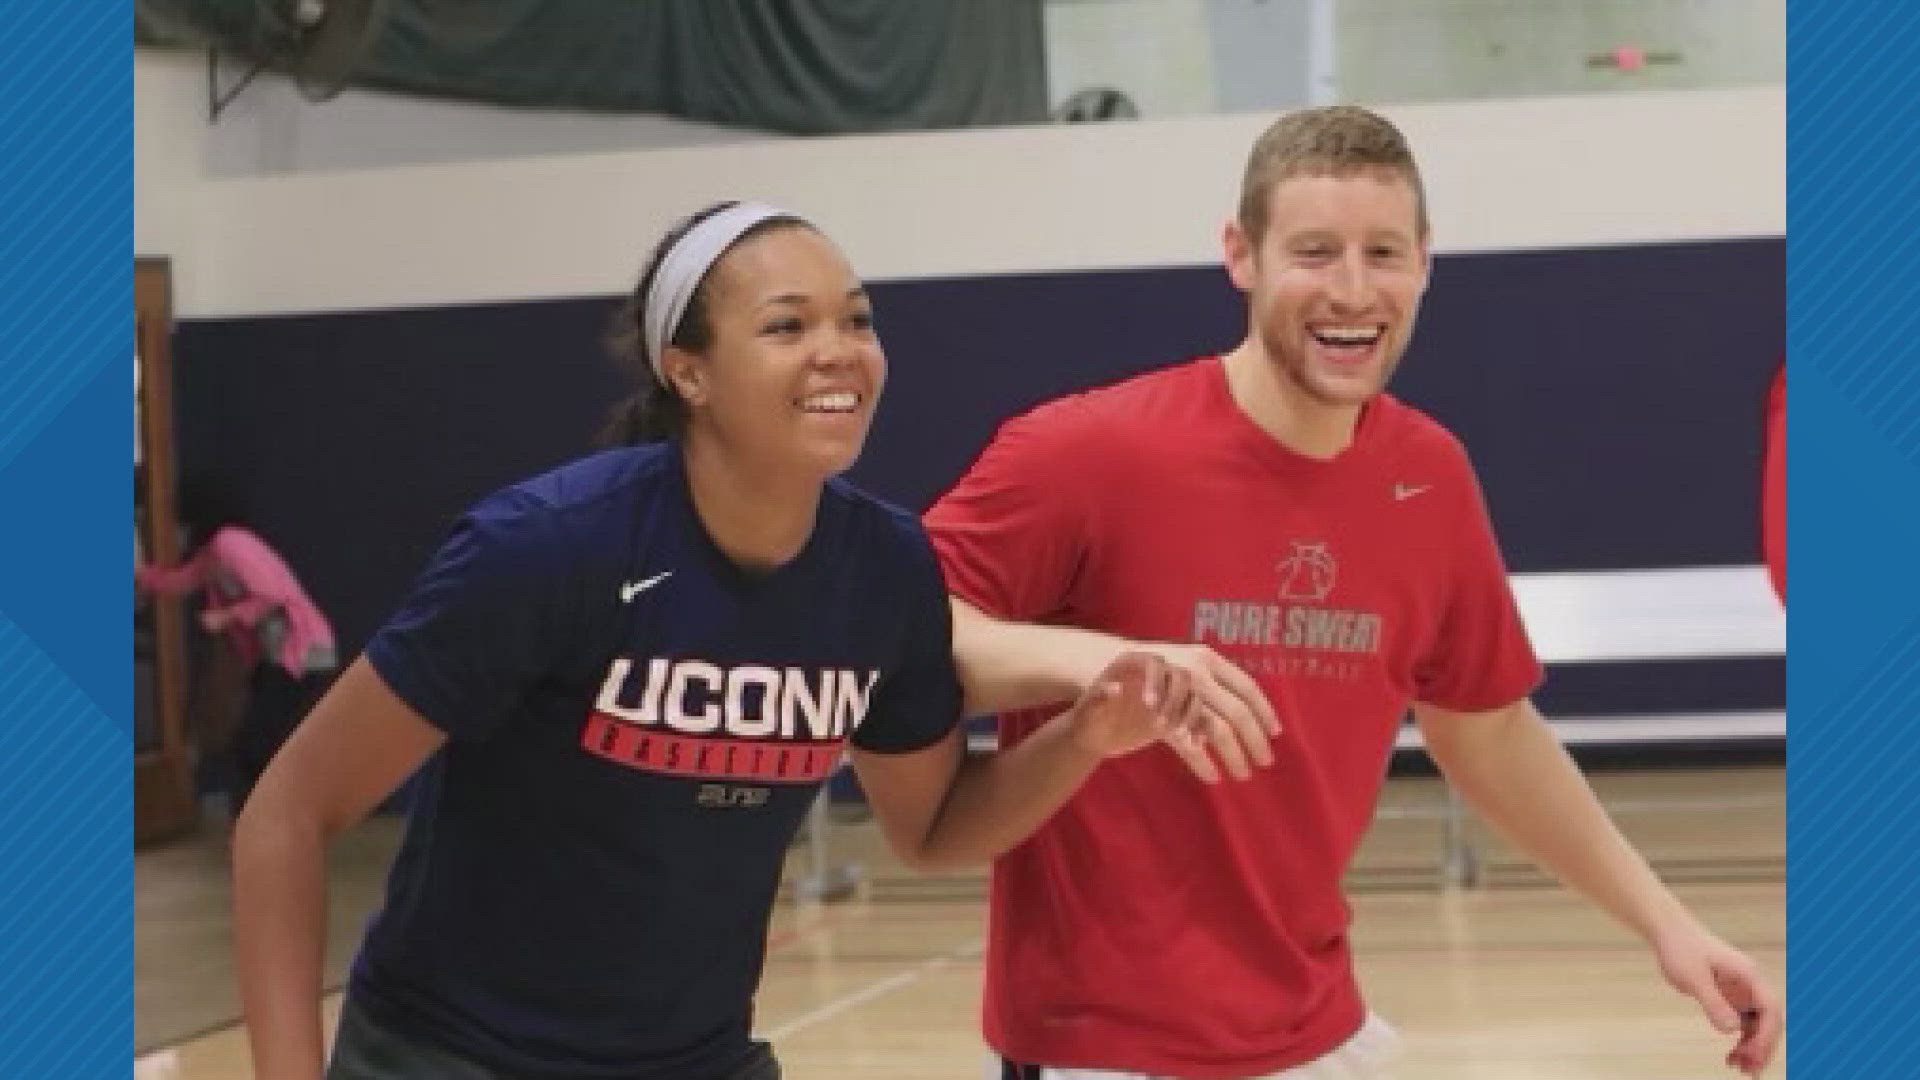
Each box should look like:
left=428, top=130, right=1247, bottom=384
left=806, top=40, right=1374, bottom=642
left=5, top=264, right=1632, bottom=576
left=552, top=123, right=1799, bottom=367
left=927, top=105, right=1781, bottom=1079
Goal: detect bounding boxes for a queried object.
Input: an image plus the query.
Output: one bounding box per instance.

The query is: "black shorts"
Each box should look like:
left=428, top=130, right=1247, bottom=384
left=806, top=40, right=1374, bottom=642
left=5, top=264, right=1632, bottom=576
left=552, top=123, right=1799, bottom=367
left=326, top=993, right=781, bottom=1080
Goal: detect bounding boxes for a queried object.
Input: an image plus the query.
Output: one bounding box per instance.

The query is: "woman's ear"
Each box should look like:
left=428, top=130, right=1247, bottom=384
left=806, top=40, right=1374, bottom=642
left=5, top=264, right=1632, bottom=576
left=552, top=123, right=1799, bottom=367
left=661, top=346, right=708, bottom=408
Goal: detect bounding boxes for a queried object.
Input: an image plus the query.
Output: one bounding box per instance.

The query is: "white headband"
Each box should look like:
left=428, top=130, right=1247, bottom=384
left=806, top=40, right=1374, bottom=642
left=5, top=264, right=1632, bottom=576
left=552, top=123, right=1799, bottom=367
left=642, top=201, right=800, bottom=383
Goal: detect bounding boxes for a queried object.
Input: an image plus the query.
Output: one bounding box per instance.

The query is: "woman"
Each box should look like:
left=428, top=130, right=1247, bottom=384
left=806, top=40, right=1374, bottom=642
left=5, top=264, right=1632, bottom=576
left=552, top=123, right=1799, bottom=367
left=232, top=201, right=1199, bottom=1080
left=137, top=521, right=337, bottom=811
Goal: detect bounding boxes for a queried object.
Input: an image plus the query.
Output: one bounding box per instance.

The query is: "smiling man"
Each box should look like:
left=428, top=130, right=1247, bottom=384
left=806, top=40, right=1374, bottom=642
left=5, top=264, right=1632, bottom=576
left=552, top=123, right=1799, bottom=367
left=926, top=106, right=1782, bottom=1079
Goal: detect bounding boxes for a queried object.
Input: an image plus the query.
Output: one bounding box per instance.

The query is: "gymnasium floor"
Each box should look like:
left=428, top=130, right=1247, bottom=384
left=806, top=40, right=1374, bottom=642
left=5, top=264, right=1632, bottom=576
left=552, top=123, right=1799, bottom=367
left=135, top=766, right=1785, bottom=1079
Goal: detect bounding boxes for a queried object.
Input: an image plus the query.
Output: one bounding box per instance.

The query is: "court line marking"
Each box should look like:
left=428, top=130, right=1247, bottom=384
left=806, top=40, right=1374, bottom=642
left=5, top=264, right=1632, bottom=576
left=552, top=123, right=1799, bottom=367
left=759, top=937, right=982, bottom=1042
left=132, top=903, right=860, bottom=1063
left=133, top=1048, right=177, bottom=1079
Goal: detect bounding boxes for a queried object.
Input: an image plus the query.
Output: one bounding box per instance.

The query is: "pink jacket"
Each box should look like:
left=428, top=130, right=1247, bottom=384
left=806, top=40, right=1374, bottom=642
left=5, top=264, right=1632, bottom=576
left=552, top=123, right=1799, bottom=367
left=138, top=526, right=336, bottom=677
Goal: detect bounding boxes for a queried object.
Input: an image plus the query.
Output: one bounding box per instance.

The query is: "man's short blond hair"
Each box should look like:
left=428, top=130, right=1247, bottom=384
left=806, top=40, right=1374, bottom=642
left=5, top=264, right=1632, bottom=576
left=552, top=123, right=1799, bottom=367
left=1237, top=105, right=1430, bottom=242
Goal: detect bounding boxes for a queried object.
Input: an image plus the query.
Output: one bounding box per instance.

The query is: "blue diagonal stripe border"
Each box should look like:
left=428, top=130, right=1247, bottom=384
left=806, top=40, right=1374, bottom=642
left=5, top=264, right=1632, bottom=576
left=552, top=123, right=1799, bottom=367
left=1789, top=2, right=1920, bottom=1075
left=0, top=6, right=129, bottom=1078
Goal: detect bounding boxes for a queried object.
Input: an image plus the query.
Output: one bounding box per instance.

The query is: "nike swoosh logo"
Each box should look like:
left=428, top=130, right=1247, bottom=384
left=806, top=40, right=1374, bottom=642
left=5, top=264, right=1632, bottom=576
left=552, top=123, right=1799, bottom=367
left=1393, top=484, right=1432, bottom=501
left=620, top=571, right=673, bottom=603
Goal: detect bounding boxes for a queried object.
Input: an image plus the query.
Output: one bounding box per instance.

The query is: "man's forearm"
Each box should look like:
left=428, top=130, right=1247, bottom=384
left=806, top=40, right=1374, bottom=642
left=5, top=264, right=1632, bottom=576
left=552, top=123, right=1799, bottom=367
left=1420, top=699, right=1697, bottom=943
left=948, top=598, right=1127, bottom=715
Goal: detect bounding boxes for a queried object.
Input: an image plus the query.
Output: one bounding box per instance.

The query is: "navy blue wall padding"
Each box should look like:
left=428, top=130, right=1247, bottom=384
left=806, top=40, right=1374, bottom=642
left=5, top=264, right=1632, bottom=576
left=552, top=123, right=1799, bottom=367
left=173, top=237, right=1782, bottom=718
left=1534, top=656, right=1784, bottom=718
left=1393, top=238, right=1784, bottom=574
left=174, top=297, right=629, bottom=670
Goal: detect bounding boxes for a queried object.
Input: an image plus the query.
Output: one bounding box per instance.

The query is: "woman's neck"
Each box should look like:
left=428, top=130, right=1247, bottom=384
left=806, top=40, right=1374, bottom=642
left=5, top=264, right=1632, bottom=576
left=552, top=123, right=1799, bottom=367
left=679, top=434, right=820, bottom=572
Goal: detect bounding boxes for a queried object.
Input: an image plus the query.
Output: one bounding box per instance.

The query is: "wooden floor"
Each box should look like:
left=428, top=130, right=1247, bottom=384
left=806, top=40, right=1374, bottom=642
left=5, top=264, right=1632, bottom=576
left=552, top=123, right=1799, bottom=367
left=135, top=768, right=1786, bottom=1079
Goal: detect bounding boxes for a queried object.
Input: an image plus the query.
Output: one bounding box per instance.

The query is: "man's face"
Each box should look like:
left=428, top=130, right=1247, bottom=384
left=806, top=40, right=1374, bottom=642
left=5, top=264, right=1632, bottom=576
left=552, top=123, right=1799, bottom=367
left=1225, top=171, right=1431, bottom=407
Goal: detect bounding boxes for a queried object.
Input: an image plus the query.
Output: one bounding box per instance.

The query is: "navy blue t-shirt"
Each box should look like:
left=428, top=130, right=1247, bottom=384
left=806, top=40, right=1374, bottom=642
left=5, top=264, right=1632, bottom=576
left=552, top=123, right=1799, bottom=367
left=352, top=442, right=962, bottom=1078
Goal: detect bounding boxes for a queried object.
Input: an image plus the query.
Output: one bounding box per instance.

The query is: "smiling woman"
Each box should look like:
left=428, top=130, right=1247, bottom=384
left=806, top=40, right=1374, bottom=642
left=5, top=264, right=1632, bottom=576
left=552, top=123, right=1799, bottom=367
left=225, top=199, right=1194, bottom=1080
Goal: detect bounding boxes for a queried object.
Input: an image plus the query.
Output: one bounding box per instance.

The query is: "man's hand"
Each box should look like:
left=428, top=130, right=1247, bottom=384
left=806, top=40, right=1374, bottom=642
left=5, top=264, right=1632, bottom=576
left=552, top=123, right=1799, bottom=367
left=1068, top=646, right=1281, bottom=783
left=1139, top=643, right=1280, bottom=782
left=1064, top=652, right=1188, bottom=759
left=1652, top=921, right=1783, bottom=1075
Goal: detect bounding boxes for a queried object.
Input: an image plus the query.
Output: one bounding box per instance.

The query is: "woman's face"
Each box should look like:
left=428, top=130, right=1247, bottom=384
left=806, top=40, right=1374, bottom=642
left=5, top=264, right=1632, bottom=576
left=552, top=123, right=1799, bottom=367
left=666, top=225, right=885, bottom=483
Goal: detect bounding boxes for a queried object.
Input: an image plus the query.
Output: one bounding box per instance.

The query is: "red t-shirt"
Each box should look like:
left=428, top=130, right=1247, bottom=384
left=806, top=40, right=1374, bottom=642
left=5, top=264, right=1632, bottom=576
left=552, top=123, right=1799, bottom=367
left=924, top=357, right=1542, bottom=1078
left=1762, top=362, right=1785, bottom=605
